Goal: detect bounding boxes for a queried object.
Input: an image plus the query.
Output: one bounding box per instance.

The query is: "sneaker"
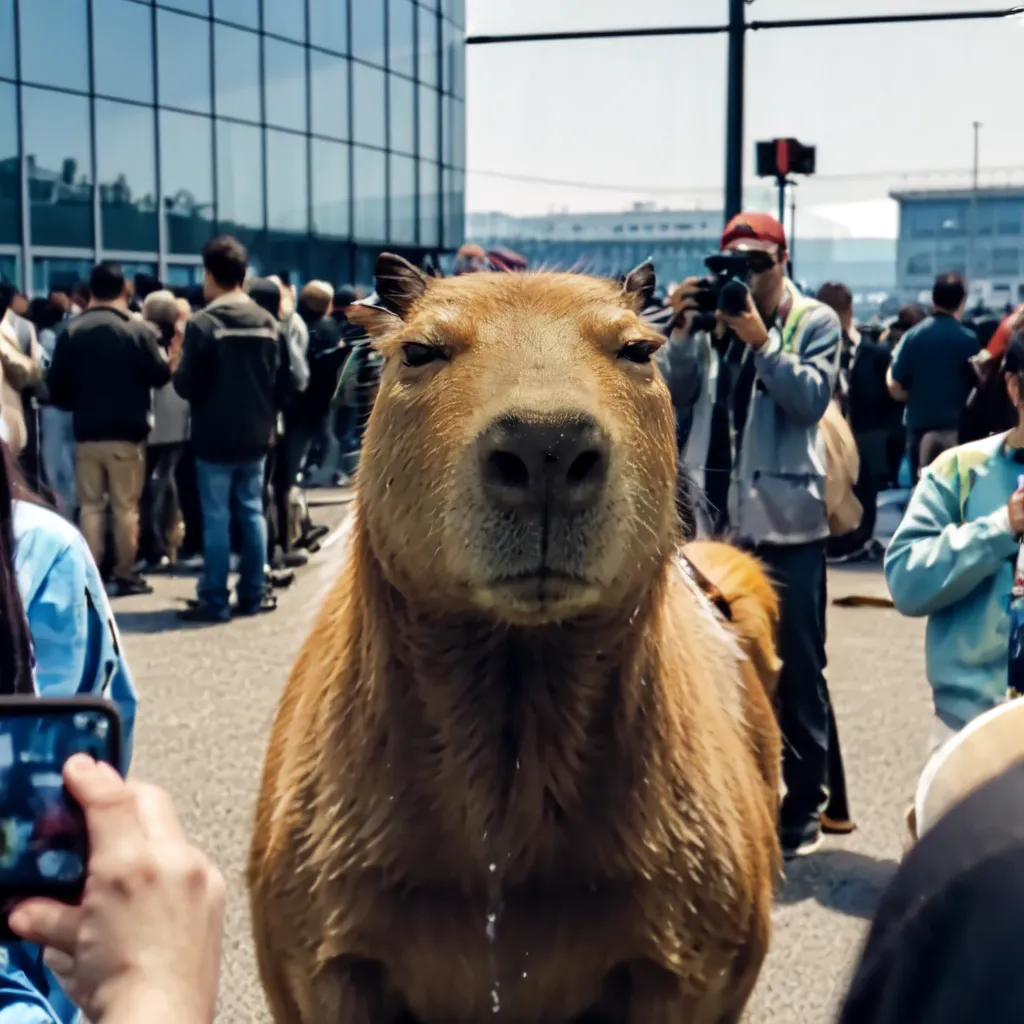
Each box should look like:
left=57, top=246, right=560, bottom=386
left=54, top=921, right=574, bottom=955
left=234, top=593, right=278, bottom=617
left=274, top=550, right=309, bottom=569
left=111, top=575, right=153, bottom=597
left=179, top=554, right=204, bottom=571
left=820, top=812, right=857, bottom=836
left=782, top=829, right=825, bottom=860
left=332, top=471, right=351, bottom=488
left=178, top=602, right=231, bottom=623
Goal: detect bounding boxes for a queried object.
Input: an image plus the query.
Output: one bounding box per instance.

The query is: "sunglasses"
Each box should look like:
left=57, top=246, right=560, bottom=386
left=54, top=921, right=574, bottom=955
left=745, top=251, right=778, bottom=275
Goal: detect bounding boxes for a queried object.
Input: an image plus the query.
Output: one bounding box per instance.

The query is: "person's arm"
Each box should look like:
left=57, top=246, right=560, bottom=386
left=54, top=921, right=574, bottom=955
left=654, top=327, right=707, bottom=413
left=750, top=304, right=840, bottom=426
left=43, top=328, right=74, bottom=411
left=24, top=533, right=138, bottom=771
left=172, top=317, right=209, bottom=404
left=139, top=323, right=171, bottom=389
left=884, top=455, right=1020, bottom=617
left=0, top=321, right=43, bottom=392
left=287, top=316, right=310, bottom=394
left=887, top=334, right=911, bottom=402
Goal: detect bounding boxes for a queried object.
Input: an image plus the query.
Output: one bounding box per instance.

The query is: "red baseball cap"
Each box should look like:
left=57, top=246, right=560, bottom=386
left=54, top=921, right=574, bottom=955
left=720, top=212, right=787, bottom=254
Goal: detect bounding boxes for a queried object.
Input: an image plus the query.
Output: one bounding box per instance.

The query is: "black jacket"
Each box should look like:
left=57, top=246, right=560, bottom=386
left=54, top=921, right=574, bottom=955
left=47, top=305, right=170, bottom=444
left=173, top=293, right=286, bottom=463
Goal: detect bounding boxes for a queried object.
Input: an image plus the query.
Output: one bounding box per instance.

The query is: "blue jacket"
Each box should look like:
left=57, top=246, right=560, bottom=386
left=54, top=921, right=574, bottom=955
left=885, top=432, right=1020, bottom=730
left=4, top=499, right=138, bottom=1023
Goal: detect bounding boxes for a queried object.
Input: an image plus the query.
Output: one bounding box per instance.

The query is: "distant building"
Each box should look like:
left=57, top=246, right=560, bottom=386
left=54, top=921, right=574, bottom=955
left=467, top=206, right=896, bottom=297
left=893, top=186, right=1024, bottom=308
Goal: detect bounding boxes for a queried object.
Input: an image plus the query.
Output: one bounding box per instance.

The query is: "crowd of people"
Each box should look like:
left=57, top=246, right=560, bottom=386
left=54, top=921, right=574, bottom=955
left=0, top=238, right=379, bottom=622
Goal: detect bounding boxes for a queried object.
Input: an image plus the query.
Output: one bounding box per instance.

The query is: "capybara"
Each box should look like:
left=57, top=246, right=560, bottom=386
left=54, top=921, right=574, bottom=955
left=248, top=255, right=782, bottom=1024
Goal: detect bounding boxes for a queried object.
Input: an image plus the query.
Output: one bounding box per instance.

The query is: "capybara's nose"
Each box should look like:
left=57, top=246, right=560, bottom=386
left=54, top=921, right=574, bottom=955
left=478, top=414, right=610, bottom=513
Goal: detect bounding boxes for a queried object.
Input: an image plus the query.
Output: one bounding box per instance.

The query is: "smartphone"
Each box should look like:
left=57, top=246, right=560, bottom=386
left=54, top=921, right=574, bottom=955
left=0, top=697, right=121, bottom=939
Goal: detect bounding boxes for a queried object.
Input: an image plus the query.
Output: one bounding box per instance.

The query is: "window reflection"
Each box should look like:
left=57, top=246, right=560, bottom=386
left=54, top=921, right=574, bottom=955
left=312, top=139, right=350, bottom=238
left=215, top=23, right=260, bottom=122
left=442, top=19, right=464, bottom=98
left=419, top=159, right=439, bottom=247
left=353, top=145, right=386, bottom=242
left=417, top=4, right=438, bottom=87
left=158, top=10, right=212, bottom=113
left=0, top=255, right=18, bottom=289
left=94, top=0, right=154, bottom=103
left=33, top=258, right=93, bottom=296
left=166, top=264, right=205, bottom=288
left=214, top=0, right=258, bottom=29
left=351, top=0, right=386, bottom=67
left=216, top=120, right=264, bottom=245
left=263, top=0, right=305, bottom=42
left=390, top=75, right=415, bottom=156
left=266, top=130, right=308, bottom=234
left=0, top=0, right=13, bottom=80
left=21, top=0, right=89, bottom=92
left=309, top=0, right=348, bottom=54
left=444, top=95, right=465, bottom=168
left=161, top=111, right=214, bottom=255
left=352, top=64, right=385, bottom=148
left=264, top=38, right=308, bottom=132
left=310, top=51, right=348, bottom=140
left=418, top=87, right=438, bottom=162
left=389, top=0, right=415, bottom=78
left=443, top=166, right=464, bottom=250
left=96, top=100, right=158, bottom=252
left=161, top=0, right=209, bottom=13
left=390, top=154, right=416, bottom=246
left=0, top=83, right=19, bottom=244
left=23, top=87, right=93, bottom=248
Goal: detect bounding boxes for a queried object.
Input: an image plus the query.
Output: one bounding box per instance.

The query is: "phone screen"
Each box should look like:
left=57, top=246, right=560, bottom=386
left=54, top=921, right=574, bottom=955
left=0, top=707, right=117, bottom=892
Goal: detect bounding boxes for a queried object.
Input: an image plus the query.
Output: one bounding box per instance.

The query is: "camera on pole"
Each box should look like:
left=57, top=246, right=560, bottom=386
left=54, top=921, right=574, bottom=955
left=756, top=138, right=816, bottom=275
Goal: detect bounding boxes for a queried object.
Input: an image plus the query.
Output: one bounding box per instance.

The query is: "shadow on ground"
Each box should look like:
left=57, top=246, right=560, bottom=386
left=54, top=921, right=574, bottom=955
left=777, top=849, right=899, bottom=921
left=112, top=607, right=223, bottom=634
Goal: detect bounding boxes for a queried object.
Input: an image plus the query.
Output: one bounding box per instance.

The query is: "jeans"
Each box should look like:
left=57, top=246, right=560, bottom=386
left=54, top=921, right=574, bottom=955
left=40, top=406, right=76, bottom=517
left=755, top=540, right=833, bottom=844
left=195, top=457, right=267, bottom=612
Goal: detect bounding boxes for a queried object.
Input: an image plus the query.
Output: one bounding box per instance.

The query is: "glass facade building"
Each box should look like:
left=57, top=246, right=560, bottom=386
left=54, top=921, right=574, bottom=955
left=0, top=0, right=466, bottom=294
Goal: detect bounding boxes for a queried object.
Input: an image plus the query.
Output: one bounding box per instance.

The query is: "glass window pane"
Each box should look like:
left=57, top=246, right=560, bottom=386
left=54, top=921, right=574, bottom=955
left=419, top=160, right=439, bottom=248
left=0, top=83, right=19, bottom=244
left=215, top=23, right=260, bottom=122
left=310, top=50, right=348, bottom=140
left=20, top=0, right=89, bottom=92
left=417, top=4, right=438, bottom=87
left=390, top=75, right=414, bottom=156
left=94, top=0, right=154, bottom=103
left=216, top=120, right=264, bottom=243
left=264, top=38, right=308, bottom=131
left=23, top=87, right=93, bottom=248
left=443, top=19, right=464, bottom=97
left=160, top=110, right=215, bottom=255
left=352, top=63, right=385, bottom=148
left=388, top=0, right=414, bottom=77
left=353, top=145, right=385, bottom=243
left=0, top=0, right=13, bottom=80
left=443, top=94, right=464, bottom=168
left=96, top=100, right=158, bottom=252
left=214, top=0, right=258, bottom=28
left=160, top=0, right=209, bottom=13
left=309, top=0, right=347, bottom=54
left=166, top=264, right=205, bottom=288
left=442, top=166, right=463, bottom=250
left=263, top=0, right=306, bottom=41
left=351, top=0, right=385, bottom=67
left=418, top=87, right=438, bottom=162
left=33, top=258, right=94, bottom=296
left=389, top=154, right=415, bottom=245
left=311, top=138, right=350, bottom=238
left=158, top=10, right=212, bottom=113
left=266, top=129, right=308, bottom=234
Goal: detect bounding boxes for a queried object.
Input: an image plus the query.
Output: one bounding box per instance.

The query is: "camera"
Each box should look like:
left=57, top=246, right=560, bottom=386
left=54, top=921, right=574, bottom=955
left=690, top=252, right=752, bottom=333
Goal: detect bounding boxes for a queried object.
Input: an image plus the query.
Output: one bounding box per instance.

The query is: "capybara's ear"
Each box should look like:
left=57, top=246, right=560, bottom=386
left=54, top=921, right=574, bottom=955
left=344, top=302, right=402, bottom=338
left=375, top=253, right=430, bottom=319
left=622, top=261, right=656, bottom=312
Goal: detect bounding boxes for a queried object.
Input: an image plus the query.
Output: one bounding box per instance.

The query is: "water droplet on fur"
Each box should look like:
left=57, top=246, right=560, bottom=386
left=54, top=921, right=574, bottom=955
left=640, top=678, right=647, bottom=687
left=516, top=758, right=521, bottom=772
left=486, top=912, right=498, bottom=938
left=489, top=863, right=497, bottom=873
left=629, top=605, right=641, bottom=624
left=485, top=864, right=505, bottom=1015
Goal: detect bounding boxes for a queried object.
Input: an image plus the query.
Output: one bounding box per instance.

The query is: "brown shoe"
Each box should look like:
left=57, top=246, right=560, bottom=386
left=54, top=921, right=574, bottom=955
left=820, top=812, right=857, bottom=835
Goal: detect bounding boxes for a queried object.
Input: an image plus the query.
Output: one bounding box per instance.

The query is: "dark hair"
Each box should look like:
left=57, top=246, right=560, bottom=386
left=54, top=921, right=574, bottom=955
left=0, top=442, right=36, bottom=695
left=89, top=261, right=126, bottom=302
left=333, top=285, right=357, bottom=309
left=134, top=273, right=163, bottom=303
left=817, top=281, right=853, bottom=316
left=25, top=297, right=64, bottom=331
left=71, top=280, right=91, bottom=306
left=203, top=235, right=248, bottom=289
left=933, top=273, right=967, bottom=312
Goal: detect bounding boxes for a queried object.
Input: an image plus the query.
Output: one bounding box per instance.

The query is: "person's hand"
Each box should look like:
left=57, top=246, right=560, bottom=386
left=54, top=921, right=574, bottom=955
left=1009, top=489, right=1024, bottom=537
left=8, top=756, right=225, bottom=1024
left=667, top=277, right=706, bottom=339
left=718, top=291, right=770, bottom=349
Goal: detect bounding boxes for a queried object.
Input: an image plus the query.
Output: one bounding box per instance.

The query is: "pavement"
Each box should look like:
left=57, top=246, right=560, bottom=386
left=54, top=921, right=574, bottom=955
left=115, top=489, right=929, bottom=1024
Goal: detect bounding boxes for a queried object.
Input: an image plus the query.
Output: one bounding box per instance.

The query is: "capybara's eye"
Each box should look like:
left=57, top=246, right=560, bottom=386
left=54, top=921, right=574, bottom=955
left=401, top=342, right=448, bottom=368
left=617, top=341, right=657, bottom=365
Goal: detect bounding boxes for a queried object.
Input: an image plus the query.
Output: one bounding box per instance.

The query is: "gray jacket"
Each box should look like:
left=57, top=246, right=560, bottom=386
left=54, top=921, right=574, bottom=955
left=655, top=280, right=841, bottom=546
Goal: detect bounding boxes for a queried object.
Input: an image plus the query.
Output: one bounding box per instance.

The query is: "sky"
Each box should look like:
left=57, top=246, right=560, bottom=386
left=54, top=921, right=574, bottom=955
left=464, top=0, right=1024, bottom=238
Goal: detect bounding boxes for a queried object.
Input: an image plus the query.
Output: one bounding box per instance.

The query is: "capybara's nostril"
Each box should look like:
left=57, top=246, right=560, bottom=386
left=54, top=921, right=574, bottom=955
left=485, top=449, right=531, bottom=490
left=477, top=414, right=611, bottom=513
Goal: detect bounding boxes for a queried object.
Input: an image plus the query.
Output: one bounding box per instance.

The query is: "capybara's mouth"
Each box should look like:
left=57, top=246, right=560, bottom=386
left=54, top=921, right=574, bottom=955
left=476, top=569, right=600, bottom=623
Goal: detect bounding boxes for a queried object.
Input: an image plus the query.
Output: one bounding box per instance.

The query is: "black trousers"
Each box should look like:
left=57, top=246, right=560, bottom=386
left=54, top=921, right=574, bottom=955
left=271, top=422, right=313, bottom=555
left=140, top=442, right=183, bottom=561
left=756, top=540, right=837, bottom=842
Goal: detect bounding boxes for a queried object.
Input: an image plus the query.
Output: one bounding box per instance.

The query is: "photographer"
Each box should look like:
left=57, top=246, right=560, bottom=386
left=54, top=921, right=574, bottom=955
left=656, top=212, right=844, bottom=859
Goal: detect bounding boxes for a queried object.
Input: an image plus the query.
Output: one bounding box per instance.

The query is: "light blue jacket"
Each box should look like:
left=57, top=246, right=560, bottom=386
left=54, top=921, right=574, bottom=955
left=885, top=432, right=1021, bottom=730
left=3, top=499, right=138, bottom=1023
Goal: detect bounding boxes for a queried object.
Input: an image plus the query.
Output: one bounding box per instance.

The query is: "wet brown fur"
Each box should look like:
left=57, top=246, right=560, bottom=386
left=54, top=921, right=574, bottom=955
left=249, top=262, right=782, bottom=1023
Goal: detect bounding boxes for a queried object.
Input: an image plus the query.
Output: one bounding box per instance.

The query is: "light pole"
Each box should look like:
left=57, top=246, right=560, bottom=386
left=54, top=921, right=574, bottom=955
left=969, top=120, right=982, bottom=294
